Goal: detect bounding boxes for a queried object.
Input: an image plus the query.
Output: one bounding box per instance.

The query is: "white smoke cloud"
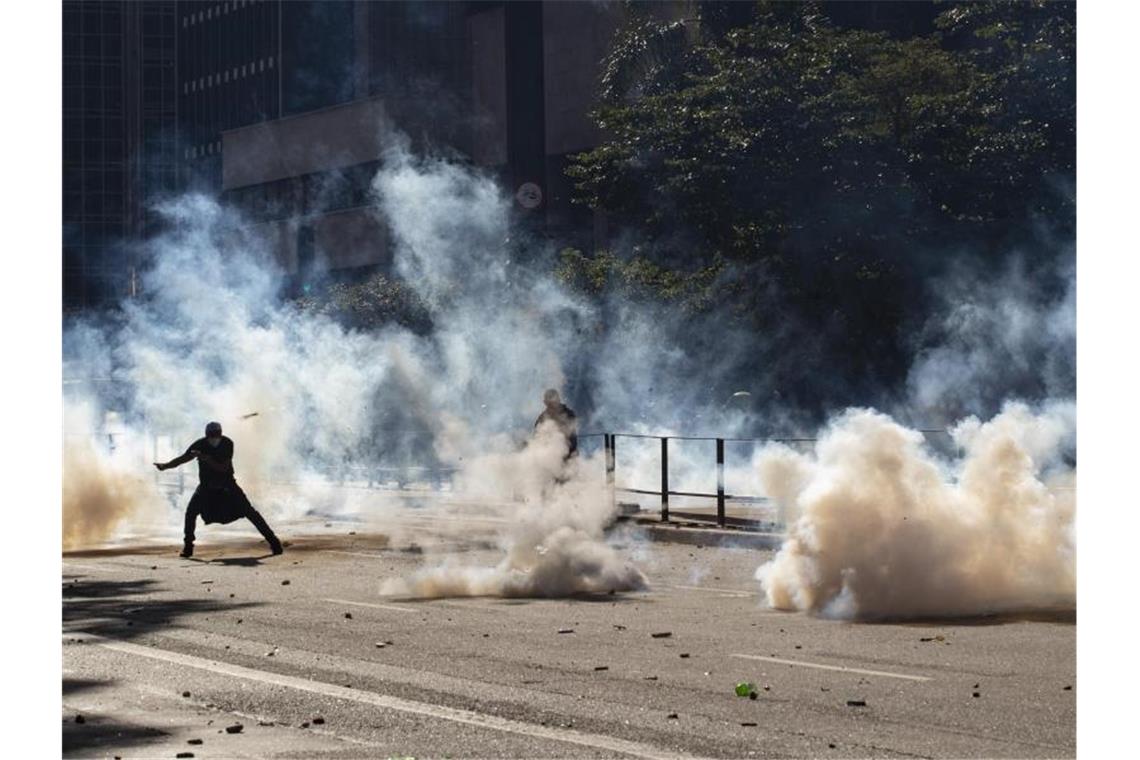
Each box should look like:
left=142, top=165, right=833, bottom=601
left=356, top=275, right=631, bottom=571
left=755, top=401, right=1075, bottom=620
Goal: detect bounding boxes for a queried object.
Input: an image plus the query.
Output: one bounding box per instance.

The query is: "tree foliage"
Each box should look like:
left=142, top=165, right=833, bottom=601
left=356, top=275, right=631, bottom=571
left=561, top=1, right=1074, bottom=399
left=568, top=0, right=1074, bottom=273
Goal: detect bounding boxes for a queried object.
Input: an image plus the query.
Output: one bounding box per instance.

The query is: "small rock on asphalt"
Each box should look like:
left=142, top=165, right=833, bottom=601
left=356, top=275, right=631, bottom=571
left=344, top=612, right=352, bottom=619
left=181, top=691, right=191, bottom=698
left=187, top=739, right=203, bottom=745
left=667, top=713, right=678, bottom=719
left=312, top=717, right=325, bottom=725
left=224, top=724, right=243, bottom=734
left=176, top=753, right=194, bottom=759
left=281, top=580, right=290, bottom=585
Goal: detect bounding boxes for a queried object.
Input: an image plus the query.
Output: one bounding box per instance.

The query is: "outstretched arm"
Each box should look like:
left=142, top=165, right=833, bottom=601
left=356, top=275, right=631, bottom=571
left=154, top=451, right=196, bottom=472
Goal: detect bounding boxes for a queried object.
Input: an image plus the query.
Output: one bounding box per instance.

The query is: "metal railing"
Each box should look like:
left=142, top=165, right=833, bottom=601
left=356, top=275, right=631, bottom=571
left=586, top=428, right=952, bottom=529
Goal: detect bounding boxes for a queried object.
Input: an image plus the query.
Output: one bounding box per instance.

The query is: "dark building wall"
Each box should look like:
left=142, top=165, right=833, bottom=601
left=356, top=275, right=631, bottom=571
left=280, top=1, right=355, bottom=117
left=176, top=0, right=282, bottom=188
left=63, top=0, right=178, bottom=312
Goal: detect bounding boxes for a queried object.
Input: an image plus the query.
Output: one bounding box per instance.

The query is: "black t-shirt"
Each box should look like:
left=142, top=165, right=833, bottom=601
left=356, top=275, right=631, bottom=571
left=534, top=404, right=579, bottom=455
left=184, top=436, right=236, bottom=487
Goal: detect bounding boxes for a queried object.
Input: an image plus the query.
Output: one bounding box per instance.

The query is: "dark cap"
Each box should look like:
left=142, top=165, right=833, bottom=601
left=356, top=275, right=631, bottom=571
left=205, top=421, right=223, bottom=436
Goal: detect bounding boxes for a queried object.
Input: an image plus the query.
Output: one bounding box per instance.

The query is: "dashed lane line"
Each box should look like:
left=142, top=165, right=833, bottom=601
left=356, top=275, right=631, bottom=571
left=731, top=654, right=932, bottom=682
left=323, top=597, right=417, bottom=614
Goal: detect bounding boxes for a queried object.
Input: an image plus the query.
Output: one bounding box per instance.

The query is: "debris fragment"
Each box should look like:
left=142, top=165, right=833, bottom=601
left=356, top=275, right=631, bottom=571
left=258, top=720, right=275, bottom=726
left=344, top=612, right=353, bottom=620
left=1064, top=685, right=1073, bottom=691
left=557, top=628, right=574, bottom=634
left=74, top=715, right=86, bottom=724
left=301, top=722, right=310, bottom=729
left=741, top=722, right=757, bottom=727
left=846, top=700, right=867, bottom=707
left=973, top=692, right=981, bottom=698
left=375, top=642, right=386, bottom=649
left=182, top=691, right=191, bottom=698
left=594, top=666, right=609, bottom=671
left=667, top=712, right=679, bottom=719
left=613, top=624, right=626, bottom=631
left=651, top=632, right=672, bottom=639
left=281, top=580, right=290, bottom=585
left=312, top=717, right=325, bottom=725
left=644, top=676, right=658, bottom=681
left=735, top=683, right=755, bottom=697
left=176, top=753, right=194, bottom=759
left=187, top=739, right=203, bottom=745
left=224, top=724, right=243, bottom=734
left=679, top=653, right=690, bottom=658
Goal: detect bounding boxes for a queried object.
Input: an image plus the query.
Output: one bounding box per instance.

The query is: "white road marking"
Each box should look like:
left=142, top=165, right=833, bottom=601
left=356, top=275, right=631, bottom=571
left=323, top=598, right=417, bottom=614
left=730, top=654, right=932, bottom=682
left=92, top=638, right=692, bottom=760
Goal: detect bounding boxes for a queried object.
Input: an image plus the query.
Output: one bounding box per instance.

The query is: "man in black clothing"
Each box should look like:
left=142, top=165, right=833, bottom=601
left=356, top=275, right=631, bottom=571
left=154, top=421, right=282, bottom=558
left=534, top=389, right=578, bottom=459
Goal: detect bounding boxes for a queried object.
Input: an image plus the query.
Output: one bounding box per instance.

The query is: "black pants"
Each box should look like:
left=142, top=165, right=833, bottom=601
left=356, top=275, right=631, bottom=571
left=183, top=486, right=279, bottom=546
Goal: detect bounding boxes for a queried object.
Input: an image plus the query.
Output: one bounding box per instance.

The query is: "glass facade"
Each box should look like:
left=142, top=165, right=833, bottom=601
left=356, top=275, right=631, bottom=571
left=63, top=1, right=177, bottom=312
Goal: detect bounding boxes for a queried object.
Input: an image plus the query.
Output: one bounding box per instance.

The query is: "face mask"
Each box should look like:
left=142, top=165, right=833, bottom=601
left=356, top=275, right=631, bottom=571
left=207, top=437, right=222, bottom=447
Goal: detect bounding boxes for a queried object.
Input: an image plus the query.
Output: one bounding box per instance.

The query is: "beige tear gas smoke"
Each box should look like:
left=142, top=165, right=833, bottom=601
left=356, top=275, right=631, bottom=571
left=755, top=401, right=1075, bottom=620
left=63, top=402, right=165, bottom=549
left=381, top=422, right=647, bottom=598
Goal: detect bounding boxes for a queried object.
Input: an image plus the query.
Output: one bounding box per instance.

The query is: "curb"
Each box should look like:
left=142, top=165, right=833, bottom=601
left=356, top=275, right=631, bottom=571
left=617, top=516, right=784, bottom=550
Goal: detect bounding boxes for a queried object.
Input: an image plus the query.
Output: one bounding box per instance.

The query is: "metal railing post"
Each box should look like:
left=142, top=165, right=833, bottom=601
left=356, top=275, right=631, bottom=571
left=604, top=434, right=616, bottom=510
left=660, top=436, right=669, bottom=522
left=716, top=438, right=725, bottom=527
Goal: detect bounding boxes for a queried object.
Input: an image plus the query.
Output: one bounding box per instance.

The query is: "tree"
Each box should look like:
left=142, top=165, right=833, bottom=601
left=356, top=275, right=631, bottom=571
left=561, top=0, right=1074, bottom=407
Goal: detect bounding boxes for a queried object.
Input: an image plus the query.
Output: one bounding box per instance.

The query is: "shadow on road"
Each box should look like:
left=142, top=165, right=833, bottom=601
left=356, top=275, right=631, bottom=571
left=62, top=677, right=106, bottom=697
left=62, top=577, right=261, bottom=641
left=63, top=713, right=169, bottom=758
left=205, top=554, right=273, bottom=566
left=877, top=607, right=1077, bottom=627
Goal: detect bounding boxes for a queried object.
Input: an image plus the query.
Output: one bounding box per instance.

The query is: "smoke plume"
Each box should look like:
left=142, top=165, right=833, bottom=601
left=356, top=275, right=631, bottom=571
left=755, top=401, right=1075, bottom=619
left=382, top=424, right=646, bottom=598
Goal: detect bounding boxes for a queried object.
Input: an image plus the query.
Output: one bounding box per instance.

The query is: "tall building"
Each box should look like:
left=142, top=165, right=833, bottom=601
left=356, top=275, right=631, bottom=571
left=65, top=1, right=636, bottom=306
left=63, top=1, right=179, bottom=312
left=200, top=1, right=622, bottom=286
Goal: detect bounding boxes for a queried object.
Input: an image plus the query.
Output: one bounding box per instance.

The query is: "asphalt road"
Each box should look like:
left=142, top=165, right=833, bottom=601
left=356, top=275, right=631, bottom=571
left=63, top=516, right=1075, bottom=759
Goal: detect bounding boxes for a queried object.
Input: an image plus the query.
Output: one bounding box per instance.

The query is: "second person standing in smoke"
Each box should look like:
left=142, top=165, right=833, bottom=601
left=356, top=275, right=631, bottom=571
left=154, top=421, right=283, bottom=559
left=534, top=389, right=578, bottom=459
